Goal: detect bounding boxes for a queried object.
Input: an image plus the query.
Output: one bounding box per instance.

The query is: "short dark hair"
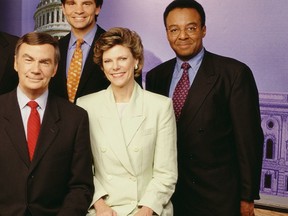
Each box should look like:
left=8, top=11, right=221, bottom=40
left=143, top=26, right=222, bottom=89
left=94, top=27, right=144, bottom=78
left=15, top=32, right=60, bottom=64
left=164, top=0, right=206, bottom=28
left=61, top=0, right=103, bottom=8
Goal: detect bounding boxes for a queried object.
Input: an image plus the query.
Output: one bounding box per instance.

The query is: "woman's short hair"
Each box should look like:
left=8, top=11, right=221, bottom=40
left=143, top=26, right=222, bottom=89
left=94, top=27, right=144, bottom=77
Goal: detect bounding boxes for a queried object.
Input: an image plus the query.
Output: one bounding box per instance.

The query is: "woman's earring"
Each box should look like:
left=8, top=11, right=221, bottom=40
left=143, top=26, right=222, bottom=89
left=134, top=64, right=138, bottom=70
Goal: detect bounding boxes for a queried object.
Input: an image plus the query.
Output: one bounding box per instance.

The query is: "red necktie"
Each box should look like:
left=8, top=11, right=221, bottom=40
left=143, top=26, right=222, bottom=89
left=172, top=62, right=191, bottom=121
left=27, top=101, right=40, bottom=161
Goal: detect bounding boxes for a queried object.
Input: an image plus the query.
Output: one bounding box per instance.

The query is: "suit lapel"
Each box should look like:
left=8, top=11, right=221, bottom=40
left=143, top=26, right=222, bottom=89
left=76, top=26, right=105, bottom=98
left=29, top=94, right=59, bottom=170
left=98, top=84, right=144, bottom=175
left=120, top=84, right=145, bottom=146
left=179, top=51, right=219, bottom=126
left=99, top=116, right=136, bottom=175
left=158, top=58, right=176, bottom=96
left=3, top=91, right=30, bottom=167
left=57, top=34, right=70, bottom=98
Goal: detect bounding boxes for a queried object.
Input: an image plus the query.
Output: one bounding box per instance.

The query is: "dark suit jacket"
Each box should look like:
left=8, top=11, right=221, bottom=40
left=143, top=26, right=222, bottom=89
left=49, top=25, right=110, bottom=102
left=146, top=50, right=264, bottom=216
left=0, top=90, right=94, bottom=216
left=0, top=32, right=19, bottom=94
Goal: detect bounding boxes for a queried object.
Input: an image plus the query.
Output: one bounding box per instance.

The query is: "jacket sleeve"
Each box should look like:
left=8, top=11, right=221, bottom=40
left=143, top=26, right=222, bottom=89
left=138, top=99, right=178, bottom=215
left=57, top=111, right=94, bottom=216
left=229, top=64, right=264, bottom=201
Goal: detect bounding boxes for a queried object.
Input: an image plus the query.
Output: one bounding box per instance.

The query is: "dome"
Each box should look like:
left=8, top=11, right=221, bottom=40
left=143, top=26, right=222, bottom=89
left=34, top=0, right=70, bottom=39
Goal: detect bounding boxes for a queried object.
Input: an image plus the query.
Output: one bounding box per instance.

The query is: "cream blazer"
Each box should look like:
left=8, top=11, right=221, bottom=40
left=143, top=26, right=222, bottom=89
left=77, top=83, right=177, bottom=216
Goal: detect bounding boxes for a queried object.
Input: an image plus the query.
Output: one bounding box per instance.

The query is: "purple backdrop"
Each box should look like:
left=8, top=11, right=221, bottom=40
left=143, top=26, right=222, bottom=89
left=1, top=0, right=288, bottom=210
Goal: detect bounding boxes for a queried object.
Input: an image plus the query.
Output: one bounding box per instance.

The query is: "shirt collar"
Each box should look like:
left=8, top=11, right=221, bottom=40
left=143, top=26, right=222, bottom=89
left=176, top=47, right=205, bottom=74
left=17, top=86, right=48, bottom=110
left=69, top=24, right=98, bottom=49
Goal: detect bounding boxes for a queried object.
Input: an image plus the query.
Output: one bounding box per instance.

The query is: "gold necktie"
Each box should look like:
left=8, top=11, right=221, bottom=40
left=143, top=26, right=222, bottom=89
left=67, top=38, right=84, bottom=103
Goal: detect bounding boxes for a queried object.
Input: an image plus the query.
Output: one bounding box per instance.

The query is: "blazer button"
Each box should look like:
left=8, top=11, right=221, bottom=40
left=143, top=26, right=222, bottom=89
left=28, top=175, right=35, bottom=181
left=100, top=147, right=107, bottom=153
left=191, top=178, right=196, bottom=184
left=129, top=176, right=136, bottom=182
left=133, top=147, right=140, bottom=152
left=198, top=128, right=205, bottom=134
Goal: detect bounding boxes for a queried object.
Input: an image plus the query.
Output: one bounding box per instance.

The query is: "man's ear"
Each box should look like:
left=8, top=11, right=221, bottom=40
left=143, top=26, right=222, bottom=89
left=61, top=4, right=66, bottom=16
left=95, top=5, right=101, bottom=16
left=14, top=55, right=18, bottom=73
left=52, top=64, right=58, bottom=77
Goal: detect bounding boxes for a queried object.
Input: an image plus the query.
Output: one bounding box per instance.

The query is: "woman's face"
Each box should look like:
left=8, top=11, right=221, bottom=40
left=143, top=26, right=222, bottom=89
left=102, top=45, right=139, bottom=89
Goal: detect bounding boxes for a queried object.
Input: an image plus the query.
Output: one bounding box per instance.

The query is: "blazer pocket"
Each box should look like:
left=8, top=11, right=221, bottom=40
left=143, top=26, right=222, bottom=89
left=140, top=128, right=155, bottom=136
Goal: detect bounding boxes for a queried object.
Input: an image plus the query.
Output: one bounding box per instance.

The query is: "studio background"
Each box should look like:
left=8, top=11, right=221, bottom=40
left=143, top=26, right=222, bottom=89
left=0, top=0, right=287, bottom=211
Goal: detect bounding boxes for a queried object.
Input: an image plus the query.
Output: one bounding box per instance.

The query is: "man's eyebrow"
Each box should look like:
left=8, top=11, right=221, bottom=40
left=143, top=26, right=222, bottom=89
left=39, top=58, right=53, bottom=63
left=22, top=53, right=34, bottom=59
left=21, top=54, right=53, bottom=63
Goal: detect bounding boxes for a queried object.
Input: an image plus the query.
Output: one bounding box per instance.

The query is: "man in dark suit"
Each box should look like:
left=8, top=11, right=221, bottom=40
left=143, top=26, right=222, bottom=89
left=0, top=31, right=19, bottom=94
left=0, top=32, right=93, bottom=216
left=146, top=1, right=264, bottom=216
left=49, top=0, right=110, bottom=103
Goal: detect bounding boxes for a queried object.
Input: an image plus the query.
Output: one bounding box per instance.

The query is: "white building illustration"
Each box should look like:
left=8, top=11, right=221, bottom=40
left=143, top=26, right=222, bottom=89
left=259, top=93, right=288, bottom=198
left=34, top=0, right=70, bottom=38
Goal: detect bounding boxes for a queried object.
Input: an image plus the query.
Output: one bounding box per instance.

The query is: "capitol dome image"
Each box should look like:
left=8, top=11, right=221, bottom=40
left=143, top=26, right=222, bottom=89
left=34, top=0, right=70, bottom=39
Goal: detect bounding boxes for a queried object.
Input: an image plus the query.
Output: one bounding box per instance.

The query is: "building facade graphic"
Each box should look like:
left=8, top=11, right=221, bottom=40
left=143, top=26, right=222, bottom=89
left=34, top=0, right=70, bottom=38
left=260, top=93, right=288, bottom=199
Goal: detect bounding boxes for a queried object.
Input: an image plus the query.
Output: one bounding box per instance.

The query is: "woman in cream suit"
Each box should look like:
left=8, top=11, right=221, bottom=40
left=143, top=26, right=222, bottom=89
left=77, top=27, right=177, bottom=216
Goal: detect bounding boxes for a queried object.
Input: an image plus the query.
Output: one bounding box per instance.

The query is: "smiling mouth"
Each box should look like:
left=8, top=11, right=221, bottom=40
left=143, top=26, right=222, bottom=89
left=177, top=43, right=192, bottom=47
left=27, top=76, right=42, bottom=81
left=73, top=17, right=86, bottom=21
left=111, top=72, right=125, bottom=78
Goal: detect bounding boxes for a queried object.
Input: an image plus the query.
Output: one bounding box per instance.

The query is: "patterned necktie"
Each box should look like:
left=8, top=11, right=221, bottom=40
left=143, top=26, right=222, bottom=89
left=67, top=38, right=84, bottom=103
left=27, top=101, right=40, bottom=161
left=172, top=62, right=191, bottom=121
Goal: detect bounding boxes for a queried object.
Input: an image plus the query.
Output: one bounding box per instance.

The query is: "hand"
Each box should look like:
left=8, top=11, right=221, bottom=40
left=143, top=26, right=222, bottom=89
left=134, top=206, right=154, bottom=216
left=240, top=201, right=255, bottom=216
left=94, top=198, right=117, bottom=216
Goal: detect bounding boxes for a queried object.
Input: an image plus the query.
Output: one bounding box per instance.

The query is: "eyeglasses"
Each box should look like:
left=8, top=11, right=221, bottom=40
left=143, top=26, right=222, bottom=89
left=167, top=25, right=199, bottom=37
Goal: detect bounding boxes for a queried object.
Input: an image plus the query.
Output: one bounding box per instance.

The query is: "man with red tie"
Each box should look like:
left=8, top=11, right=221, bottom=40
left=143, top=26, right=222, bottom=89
left=0, top=32, right=93, bottom=216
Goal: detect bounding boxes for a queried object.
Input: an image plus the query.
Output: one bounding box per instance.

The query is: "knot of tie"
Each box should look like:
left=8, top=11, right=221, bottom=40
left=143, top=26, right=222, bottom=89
left=181, top=62, right=191, bottom=71
left=76, top=38, right=84, bottom=49
left=28, top=101, right=38, bottom=109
